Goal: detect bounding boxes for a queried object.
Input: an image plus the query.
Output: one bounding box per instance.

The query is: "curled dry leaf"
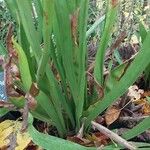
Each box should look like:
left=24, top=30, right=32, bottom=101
left=0, top=120, right=31, bottom=150
left=4, top=23, right=20, bottom=98
left=143, top=91, right=150, bottom=97
left=128, top=85, right=144, bottom=101
left=29, top=83, right=39, bottom=97
left=0, top=101, right=15, bottom=109
left=67, top=136, right=91, bottom=147
left=134, top=98, right=150, bottom=115
left=105, top=105, right=121, bottom=126
left=86, top=132, right=110, bottom=147
left=25, top=93, right=37, bottom=110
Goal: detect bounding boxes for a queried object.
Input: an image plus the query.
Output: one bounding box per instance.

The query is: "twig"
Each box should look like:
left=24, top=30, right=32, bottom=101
left=119, top=116, right=149, bottom=122
left=91, top=121, right=136, bottom=150
left=8, top=132, right=17, bottom=150
left=21, top=99, right=29, bottom=132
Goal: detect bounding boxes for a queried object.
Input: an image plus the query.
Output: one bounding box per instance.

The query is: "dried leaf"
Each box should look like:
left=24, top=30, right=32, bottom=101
left=25, top=93, right=37, bottom=110
left=134, top=98, right=150, bottom=115
left=131, top=35, right=139, bottom=44
left=105, top=105, right=121, bottom=125
left=29, top=83, right=39, bottom=97
left=86, top=132, right=109, bottom=147
left=0, top=101, right=14, bottom=109
left=0, top=120, right=31, bottom=150
left=143, top=91, right=150, bottom=97
left=128, top=85, right=144, bottom=101
left=111, top=0, right=118, bottom=7
left=4, top=26, right=20, bottom=97
left=92, top=132, right=110, bottom=145
left=70, top=8, right=79, bottom=45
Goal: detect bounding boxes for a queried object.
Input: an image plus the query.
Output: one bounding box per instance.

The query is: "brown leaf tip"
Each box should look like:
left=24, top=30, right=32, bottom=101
left=111, top=0, right=119, bottom=7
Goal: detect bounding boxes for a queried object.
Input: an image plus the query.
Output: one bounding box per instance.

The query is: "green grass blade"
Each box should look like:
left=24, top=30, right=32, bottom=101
left=75, top=0, right=89, bottom=128
left=4, top=0, right=18, bottom=21
left=86, top=15, right=105, bottom=38
left=32, top=0, right=43, bottom=43
left=104, top=62, right=129, bottom=93
left=94, top=1, right=118, bottom=85
left=12, top=38, right=32, bottom=91
left=15, top=0, right=41, bottom=61
left=36, top=91, right=66, bottom=137
left=122, top=117, right=150, bottom=140
left=37, top=0, right=54, bottom=81
left=45, top=67, right=69, bottom=133
left=0, top=43, right=7, bottom=56
left=54, top=0, right=78, bottom=105
left=28, top=113, right=96, bottom=150
left=18, top=24, right=36, bottom=82
left=84, top=32, right=150, bottom=127
left=139, top=23, right=148, bottom=43
left=0, top=108, right=9, bottom=117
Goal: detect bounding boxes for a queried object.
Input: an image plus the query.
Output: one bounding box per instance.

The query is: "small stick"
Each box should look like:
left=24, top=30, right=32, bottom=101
left=91, top=121, right=136, bottom=150
left=21, top=100, right=29, bottom=132
left=119, top=116, right=149, bottom=122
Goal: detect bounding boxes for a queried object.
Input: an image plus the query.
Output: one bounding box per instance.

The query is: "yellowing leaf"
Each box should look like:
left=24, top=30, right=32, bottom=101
left=0, top=120, right=31, bottom=150
left=105, top=105, right=121, bottom=125
left=134, top=98, right=150, bottom=115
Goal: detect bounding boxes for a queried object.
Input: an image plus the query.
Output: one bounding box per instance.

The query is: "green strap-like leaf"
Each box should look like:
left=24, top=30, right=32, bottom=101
left=12, top=38, right=32, bottom=91
left=84, top=32, right=150, bottom=128
left=15, top=0, right=41, bottom=61
left=28, top=114, right=96, bottom=150
left=37, top=0, right=54, bottom=81
left=122, top=117, right=150, bottom=140
left=94, top=1, right=118, bottom=86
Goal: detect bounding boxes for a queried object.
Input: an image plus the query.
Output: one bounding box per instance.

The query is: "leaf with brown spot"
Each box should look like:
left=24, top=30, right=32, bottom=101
left=29, top=83, right=39, bottom=97
left=70, top=8, right=79, bottom=45
left=111, top=0, right=118, bottom=7
left=25, top=93, right=37, bottom=110
left=105, top=105, right=121, bottom=125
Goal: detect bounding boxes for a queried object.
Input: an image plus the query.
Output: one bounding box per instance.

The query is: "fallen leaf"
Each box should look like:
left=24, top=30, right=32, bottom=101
left=131, top=35, right=139, bottom=44
left=143, top=91, right=150, bottom=97
left=105, top=105, right=121, bottom=125
left=86, top=132, right=110, bottom=147
left=128, top=85, right=144, bottom=101
left=0, top=120, right=31, bottom=150
left=67, top=135, right=92, bottom=147
left=134, top=98, right=150, bottom=115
